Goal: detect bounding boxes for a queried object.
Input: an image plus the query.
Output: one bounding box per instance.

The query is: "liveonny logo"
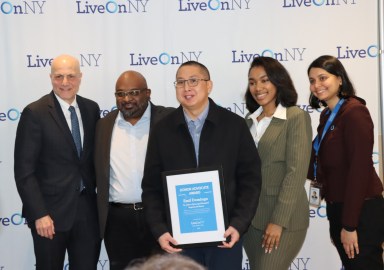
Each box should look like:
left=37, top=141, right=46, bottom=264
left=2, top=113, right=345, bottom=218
left=336, top=45, right=378, bottom=60
left=0, top=0, right=46, bottom=15
left=0, top=108, right=21, bottom=122
left=0, top=213, right=28, bottom=226
left=129, top=51, right=202, bottom=66
left=76, top=0, right=149, bottom=14
left=289, top=258, right=310, bottom=270
left=26, top=54, right=102, bottom=68
left=178, top=0, right=251, bottom=12
left=282, top=0, right=356, bottom=8
left=231, top=48, right=306, bottom=63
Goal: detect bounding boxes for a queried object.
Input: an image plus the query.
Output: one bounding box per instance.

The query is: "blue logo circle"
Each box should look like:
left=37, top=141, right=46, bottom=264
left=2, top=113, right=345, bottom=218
left=1, top=1, right=13, bottom=14
left=313, top=0, right=326, bottom=6
left=261, top=49, right=274, bottom=58
left=8, top=108, right=20, bottom=121
left=208, top=0, right=221, bottom=10
left=367, top=45, right=378, bottom=57
left=11, top=213, right=25, bottom=225
left=106, top=1, right=118, bottom=13
left=159, top=52, right=171, bottom=65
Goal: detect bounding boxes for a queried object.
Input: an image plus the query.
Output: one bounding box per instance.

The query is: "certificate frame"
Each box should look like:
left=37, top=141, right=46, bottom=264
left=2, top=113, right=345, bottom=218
left=162, top=166, right=228, bottom=248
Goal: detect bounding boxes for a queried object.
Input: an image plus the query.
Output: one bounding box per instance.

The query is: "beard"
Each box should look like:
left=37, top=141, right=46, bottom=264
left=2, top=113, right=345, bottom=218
left=118, top=99, right=149, bottom=120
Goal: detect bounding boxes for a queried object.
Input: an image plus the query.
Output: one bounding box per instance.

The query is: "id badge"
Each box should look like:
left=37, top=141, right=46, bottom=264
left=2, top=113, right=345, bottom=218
left=309, top=182, right=322, bottom=207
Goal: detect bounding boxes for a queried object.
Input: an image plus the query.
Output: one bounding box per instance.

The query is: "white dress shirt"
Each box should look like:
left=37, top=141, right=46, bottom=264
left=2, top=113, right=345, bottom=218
left=109, top=103, right=151, bottom=203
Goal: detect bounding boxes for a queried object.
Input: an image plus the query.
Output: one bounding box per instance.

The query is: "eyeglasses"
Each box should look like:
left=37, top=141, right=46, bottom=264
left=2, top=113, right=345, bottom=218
left=52, top=74, right=80, bottom=82
left=114, top=89, right=147, bottom=98
left=174, top=78, right=209, bottom=88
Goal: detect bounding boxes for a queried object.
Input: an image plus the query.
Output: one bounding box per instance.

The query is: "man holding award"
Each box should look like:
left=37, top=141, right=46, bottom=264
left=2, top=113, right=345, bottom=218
left=142, top=61, right=262, bottom=270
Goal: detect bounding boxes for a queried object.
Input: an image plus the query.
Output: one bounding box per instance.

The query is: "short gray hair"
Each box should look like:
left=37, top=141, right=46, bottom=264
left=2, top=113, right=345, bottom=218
left=126, top=254, right=206, bottom=270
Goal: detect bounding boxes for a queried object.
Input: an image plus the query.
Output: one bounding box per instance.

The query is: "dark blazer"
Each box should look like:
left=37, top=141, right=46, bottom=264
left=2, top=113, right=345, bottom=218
left=142, top=98, right=262, bottom=240
left=307, top=96, right=383, bottom=228
left=14, top=91, right=100, bottom=231
left=245, top=106, right=312, bottom=231
left=94, top=102, right=174, bottom=238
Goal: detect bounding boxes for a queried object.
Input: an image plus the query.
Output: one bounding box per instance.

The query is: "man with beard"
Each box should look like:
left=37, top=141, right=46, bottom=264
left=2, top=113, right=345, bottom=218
left=94, top=71, right=174, bottom=270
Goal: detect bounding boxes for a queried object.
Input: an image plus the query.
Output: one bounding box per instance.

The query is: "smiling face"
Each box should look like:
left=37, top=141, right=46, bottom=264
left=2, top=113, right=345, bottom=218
left=248, top=66, right=277, bottom=113
left=308, top=67, right=342, bottom=109
left=50, top=55, right=82, bottom=104
left=175, top=65, right=212, bottom=118
left=115, top=71, right=150, bottom=124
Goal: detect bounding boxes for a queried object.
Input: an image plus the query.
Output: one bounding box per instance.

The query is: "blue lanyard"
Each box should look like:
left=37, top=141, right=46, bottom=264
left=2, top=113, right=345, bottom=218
left=313, top=98, right=345, bottom=180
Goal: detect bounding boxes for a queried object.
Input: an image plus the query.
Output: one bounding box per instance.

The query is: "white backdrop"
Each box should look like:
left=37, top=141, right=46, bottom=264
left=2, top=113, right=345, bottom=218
left=0, top=1, right=381, bottom=269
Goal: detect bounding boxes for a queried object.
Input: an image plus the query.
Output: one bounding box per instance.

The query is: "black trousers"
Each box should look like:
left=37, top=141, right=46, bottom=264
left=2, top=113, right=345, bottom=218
left=104, top=204, right=161, bottom=270
left=31, top=194, right=101, bottom=270
left=182, top=238, right=243, bottom=270
left=327, top=196, right=384, bottom=270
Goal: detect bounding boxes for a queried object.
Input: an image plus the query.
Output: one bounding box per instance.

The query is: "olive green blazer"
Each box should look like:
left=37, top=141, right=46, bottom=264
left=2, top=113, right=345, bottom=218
left=245, top=106, right=312, bottom=231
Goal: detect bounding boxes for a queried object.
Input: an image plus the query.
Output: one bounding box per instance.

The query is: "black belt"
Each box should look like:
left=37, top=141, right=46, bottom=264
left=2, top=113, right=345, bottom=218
left=109, top=202, right=144, bottom=210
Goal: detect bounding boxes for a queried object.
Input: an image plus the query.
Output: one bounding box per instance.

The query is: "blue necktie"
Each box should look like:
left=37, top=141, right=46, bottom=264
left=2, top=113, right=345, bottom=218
left=69, top=106, right=84, bottom=191
left=69, top=106, right=82, bottom=157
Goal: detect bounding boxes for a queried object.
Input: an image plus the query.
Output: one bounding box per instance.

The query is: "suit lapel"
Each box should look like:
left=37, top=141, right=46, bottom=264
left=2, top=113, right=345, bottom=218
left=150, top=102, right=160, bottom=127
left=245, top=114, right=253, bottom=129
left=77, top=96, right=88, bottom=160
left=258, top=117, right=285, bottom=158
left=48, top=92, right=79, bottom=158
left=103, top=110, right=118, bottom=155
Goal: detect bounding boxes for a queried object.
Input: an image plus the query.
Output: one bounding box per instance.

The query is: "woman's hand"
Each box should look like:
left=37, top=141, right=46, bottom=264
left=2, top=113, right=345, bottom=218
left=262, top=223, right=283, bottom=254
left=341, top=228, right=359, bottom=259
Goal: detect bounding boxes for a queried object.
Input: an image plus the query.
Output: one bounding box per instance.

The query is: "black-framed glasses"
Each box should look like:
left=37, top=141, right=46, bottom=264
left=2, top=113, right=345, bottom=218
left=114, top=89, right=147, bottom=98
left=174, top=78, right=209, bottom=88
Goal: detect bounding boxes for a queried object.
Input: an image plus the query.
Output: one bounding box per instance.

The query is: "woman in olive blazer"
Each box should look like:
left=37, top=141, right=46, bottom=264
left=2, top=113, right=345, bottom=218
left=243, top=57, right=312, bottom=270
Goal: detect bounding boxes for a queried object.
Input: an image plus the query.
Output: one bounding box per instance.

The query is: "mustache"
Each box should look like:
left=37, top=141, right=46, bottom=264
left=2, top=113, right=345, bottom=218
left=120, top=100, right=137, bottom=106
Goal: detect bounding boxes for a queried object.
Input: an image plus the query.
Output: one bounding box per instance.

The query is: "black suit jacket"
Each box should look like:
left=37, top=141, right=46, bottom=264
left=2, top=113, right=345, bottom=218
left=14, top=91, right=100, bottom=231
left=94, top=102, right=174, bottom=238
left=142, top=98, right=262, bottom=240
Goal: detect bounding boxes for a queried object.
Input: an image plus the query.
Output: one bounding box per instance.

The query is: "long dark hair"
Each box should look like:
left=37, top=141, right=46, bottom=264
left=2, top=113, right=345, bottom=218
left=307, top=55, right=356, bottom=109
left=245, top=57, right=297, bottom=113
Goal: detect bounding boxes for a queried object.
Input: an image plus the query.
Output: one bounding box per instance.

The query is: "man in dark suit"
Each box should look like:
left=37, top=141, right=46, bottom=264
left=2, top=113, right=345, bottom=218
left=95, top=71, right=173, bottom=270
left=142, top=61, right=262, bottom=270
left=14, top=54, right=101, bottom=270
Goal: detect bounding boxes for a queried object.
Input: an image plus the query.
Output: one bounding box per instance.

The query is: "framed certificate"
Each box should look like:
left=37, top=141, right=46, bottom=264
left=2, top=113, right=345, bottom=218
left=162, top=166, right=228, bottom=248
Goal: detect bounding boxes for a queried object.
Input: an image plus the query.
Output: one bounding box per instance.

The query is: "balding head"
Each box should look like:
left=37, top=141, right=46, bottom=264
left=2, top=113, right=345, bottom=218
left=114, top=70, right=151, bottom=125
left=50, top=54, right=82, bottom=104
left=51, top=54, right=81, bottom=75
left=115, top=70, right=147, bottom=91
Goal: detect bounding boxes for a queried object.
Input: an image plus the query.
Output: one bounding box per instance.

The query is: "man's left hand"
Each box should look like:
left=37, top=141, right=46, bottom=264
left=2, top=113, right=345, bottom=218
left=218, top=226, right=239, bottom=248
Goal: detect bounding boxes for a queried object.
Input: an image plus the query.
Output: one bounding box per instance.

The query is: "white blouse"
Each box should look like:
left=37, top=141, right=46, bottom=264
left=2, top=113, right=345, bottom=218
left=248, top=104, right=287, bottom=147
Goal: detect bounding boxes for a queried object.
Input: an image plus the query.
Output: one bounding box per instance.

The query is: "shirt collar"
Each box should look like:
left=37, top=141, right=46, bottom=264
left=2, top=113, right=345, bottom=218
left=117, top=102, right=151, bottom=126
left=248, top=103, right=287, bottom=120
left=274, top=104, right=287, bottom=120
left=54, top=93, right=78, bottom=110
left=183, top=102, right=209, bottom=124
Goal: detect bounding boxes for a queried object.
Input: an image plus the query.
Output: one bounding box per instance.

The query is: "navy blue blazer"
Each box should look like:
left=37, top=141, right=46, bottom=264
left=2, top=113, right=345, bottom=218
left=14, top=91, right=100, bottom=231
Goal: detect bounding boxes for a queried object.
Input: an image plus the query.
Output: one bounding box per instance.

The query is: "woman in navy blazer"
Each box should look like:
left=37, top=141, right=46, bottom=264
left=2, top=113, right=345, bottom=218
left=307, top=55, right=384, bottom=270
left=243, top=57, right=312, bottom=270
